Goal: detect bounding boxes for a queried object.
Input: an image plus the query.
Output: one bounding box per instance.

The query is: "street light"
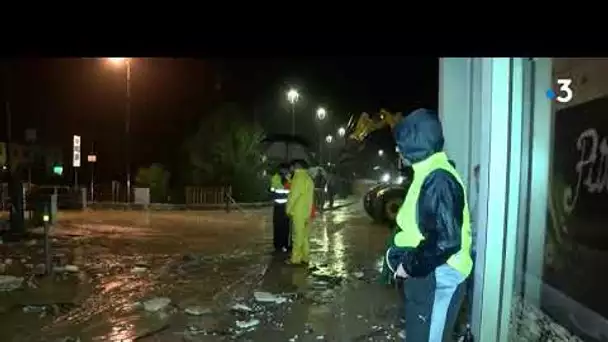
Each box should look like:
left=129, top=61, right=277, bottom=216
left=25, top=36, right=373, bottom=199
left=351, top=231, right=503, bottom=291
left=337, top=126, right=346, bottom=137
left=315, top=106, right=328, bottom=163
left=378, top=149, right=384, bottom=157
left=325, top=134, right=334, bottom=164
left=316, top=107, right=327, bottom=121
left=107, top=57, right=132, bottom=203
left=286, top=88, right=300, bottom=135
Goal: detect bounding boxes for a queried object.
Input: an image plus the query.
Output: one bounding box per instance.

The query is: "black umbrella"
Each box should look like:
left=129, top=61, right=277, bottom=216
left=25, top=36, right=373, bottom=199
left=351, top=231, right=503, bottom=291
left=261, top=134, right=315, bottom=165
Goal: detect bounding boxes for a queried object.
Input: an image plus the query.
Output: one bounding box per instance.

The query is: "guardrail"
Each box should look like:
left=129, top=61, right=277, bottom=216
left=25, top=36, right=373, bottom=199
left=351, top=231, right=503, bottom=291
left=87, top=201, right=273, bottom=211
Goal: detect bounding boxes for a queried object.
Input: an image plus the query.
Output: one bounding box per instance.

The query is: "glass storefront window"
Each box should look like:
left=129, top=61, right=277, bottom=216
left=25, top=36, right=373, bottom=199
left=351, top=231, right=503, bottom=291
left=441, top=58, right=593, bottom=341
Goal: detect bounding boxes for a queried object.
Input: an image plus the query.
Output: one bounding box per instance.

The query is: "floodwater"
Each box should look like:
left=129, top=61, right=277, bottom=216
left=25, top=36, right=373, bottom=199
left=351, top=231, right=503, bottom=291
left=0, top=199, right=408, bottom=341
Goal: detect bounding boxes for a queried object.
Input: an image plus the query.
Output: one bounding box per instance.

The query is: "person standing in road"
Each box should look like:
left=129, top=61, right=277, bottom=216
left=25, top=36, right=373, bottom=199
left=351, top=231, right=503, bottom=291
left=285, top=159, right=314, bottom=265
left=313, top=167, right=327, bottom=212
left=269, top=163, right=292, bottom=253
left=385, top=108, right=473, bottom=342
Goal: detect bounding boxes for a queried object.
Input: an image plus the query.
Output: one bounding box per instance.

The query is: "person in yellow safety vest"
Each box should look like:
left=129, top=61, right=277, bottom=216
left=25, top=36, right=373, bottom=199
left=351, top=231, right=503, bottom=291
left=384, top=108, right=473, bottom=342
left=270, top=163, right=292, bottom=253
left=285, top=159, right=314, bottom=265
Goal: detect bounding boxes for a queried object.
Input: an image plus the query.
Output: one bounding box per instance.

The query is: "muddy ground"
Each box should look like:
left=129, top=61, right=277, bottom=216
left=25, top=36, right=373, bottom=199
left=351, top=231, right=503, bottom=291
left=0, top=199, right=410, bottom=342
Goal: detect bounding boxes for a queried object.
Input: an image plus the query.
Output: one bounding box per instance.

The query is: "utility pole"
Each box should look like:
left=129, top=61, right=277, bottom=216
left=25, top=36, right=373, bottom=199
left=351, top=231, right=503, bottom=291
left=89, top=142, right=96, bottom=202
left=4, top=61, right=24, bottom=235
left=125, top=59, right=132, bottom=203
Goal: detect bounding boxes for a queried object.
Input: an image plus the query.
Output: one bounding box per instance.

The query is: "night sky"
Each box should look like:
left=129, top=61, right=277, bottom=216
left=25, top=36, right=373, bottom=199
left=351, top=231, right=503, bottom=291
left=1, top=58, right=439, bottom=181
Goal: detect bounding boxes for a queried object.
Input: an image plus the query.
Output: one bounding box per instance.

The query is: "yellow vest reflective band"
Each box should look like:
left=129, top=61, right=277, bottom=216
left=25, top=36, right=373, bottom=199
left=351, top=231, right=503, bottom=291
left=270, top=173, right=290, bottom=203
left=394, top=151, right=473, bottom=277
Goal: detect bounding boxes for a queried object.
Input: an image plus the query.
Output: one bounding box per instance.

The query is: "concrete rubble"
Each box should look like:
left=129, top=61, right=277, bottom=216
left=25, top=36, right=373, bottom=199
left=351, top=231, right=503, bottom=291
left=0, top=275, right=24, bottom=291
left=184, top=306, right=212, bottom=316
left=235, top=318, right=260, bottom=329
left=253, top=291, right=288, bottom=304
left=142, top=297, right=172, bottom=312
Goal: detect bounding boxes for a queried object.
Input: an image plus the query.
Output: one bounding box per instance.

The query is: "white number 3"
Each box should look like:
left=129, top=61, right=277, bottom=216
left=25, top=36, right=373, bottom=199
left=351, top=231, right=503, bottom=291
left=556, top=79, right=573, bottom=103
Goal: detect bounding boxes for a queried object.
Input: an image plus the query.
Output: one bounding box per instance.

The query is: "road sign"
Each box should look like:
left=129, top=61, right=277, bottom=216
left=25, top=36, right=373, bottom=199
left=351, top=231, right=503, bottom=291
left=73, top=135, right=81, bottom=167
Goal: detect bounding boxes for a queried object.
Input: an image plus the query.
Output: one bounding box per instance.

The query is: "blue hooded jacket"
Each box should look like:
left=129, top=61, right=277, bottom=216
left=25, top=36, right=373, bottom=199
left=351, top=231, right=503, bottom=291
left=387, top=108, right=466, bottom=278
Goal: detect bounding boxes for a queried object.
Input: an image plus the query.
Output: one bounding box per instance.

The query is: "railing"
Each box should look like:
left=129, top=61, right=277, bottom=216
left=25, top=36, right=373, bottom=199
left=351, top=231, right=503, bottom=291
left=185, top=186, right=231, bottom=205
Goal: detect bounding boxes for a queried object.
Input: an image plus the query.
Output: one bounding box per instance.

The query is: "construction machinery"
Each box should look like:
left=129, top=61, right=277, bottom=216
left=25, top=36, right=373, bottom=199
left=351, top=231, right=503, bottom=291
left=342, top=109, right=411, bottom=223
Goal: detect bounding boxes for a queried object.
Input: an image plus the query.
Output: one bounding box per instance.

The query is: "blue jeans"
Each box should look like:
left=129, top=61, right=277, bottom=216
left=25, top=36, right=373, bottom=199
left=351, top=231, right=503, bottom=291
left=386, top=248, right=468, bottom=341
left=466, top=249, right=476, bottom=325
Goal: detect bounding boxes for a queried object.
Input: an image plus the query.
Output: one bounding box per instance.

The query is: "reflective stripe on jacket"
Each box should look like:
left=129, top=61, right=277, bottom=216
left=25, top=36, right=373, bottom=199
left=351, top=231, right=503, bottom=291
left=270, top=173, right=290, bottom=204
left=394, top=151, right=473, bottom=278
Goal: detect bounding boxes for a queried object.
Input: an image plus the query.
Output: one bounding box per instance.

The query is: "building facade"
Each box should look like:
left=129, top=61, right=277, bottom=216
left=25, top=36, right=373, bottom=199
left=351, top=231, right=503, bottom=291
left=439, top=58, right=607, bottom=341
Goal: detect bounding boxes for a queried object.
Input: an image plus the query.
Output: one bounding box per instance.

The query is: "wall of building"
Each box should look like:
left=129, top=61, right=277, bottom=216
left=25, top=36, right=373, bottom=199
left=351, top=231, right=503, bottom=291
left=553, top=58, right=608, bottom=108
left=544, top=58, right=608, bottom=341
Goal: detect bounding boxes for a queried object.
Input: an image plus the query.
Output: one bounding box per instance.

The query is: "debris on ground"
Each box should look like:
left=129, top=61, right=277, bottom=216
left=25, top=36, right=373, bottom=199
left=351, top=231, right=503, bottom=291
left=184, top=306, right=212, bottom=316
left=23, top=305, right=46, bottom=314
left=231, top=303, right=253, bottom=312
left=253, top=291, right=287, bottom=304
left=142, top=297, right=172, bottom=312
left=0, top=275, right=24, bottom=291
left=235, top=318, right=260, bottom=329
left=22, top=303, right=78, bottom=317
left=131, top=266, right=148, bottom=274
left=353, top=271, right=365, bottom=279
left=55, top=265, right=79, bottom=273
left=33, top=263, right=47, bottom=276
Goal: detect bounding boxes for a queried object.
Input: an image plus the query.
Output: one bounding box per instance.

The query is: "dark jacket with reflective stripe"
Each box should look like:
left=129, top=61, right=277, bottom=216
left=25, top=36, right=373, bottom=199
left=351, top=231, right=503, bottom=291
left=388, top=109, right=466, bottom=278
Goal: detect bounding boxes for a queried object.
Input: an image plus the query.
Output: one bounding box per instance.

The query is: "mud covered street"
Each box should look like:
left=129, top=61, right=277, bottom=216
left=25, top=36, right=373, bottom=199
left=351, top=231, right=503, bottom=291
left=0, top=199, right=407, bottom=341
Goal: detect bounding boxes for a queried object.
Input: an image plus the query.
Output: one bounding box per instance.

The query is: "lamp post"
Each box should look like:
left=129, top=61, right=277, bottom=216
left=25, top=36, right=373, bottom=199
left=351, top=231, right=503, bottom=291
left=325, top=134, right=334, bottom=164
left=87, top=143, right=97, bottom=202
left=286, top=88, right=300, bottom=136
left=108, top=58, right=132, bottom=203
left=316, top=107, right=327, bottom=164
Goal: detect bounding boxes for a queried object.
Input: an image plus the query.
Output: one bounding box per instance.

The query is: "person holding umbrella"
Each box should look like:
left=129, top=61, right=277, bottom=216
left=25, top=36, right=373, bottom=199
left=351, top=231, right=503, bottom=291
left=269, top=163, right=292, bottom=253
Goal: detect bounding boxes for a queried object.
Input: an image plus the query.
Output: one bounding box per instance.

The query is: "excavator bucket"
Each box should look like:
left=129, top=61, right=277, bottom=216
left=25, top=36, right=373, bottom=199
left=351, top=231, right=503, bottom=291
left=347, top=109, right=403, bottom=142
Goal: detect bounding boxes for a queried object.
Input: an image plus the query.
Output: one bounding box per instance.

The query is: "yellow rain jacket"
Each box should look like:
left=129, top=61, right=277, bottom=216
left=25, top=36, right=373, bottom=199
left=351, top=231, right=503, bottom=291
left=286, top=169, right=314, bottom=220
left=286, top=168, right=314, bottom=264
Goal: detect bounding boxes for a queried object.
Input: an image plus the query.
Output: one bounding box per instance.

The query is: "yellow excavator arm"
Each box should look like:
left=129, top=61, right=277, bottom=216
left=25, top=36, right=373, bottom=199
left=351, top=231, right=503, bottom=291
left=347, top=109, right=403, bottom=142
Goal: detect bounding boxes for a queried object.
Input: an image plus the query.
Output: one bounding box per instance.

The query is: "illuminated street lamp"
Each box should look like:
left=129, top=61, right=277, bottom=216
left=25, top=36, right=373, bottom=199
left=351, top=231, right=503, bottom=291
left=337, top=126, right=346, bottom=137
left=378, top=149, right=384, bottom=157
left=286, top=88, right=300, bottom=135
left=107, top=57, right=132, bottom=202
left=325, top=134, right=334, bottom=163
left=316, top=107, right=327, bottom=121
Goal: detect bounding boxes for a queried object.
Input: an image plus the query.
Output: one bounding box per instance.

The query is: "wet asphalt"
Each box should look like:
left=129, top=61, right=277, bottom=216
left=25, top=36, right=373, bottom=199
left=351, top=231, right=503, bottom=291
left=0, top=198, right=407, bottom=341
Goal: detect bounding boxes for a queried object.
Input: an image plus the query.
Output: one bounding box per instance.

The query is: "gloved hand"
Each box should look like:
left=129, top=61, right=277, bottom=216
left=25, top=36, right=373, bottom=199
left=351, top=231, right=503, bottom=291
left=394, top=263, right=409, bottom=279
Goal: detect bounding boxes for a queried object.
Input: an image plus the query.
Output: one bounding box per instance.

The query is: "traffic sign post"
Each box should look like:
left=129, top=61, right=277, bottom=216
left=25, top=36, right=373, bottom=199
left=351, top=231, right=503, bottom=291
left=73, top=135, right=81, bottom=188
left=88, top=153, right=96, bottom=201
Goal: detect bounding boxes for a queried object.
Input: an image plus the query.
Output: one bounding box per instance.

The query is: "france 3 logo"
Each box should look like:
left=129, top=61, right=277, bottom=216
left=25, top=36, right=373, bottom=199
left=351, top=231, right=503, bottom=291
left=546, top=79, right=573, bottom=103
